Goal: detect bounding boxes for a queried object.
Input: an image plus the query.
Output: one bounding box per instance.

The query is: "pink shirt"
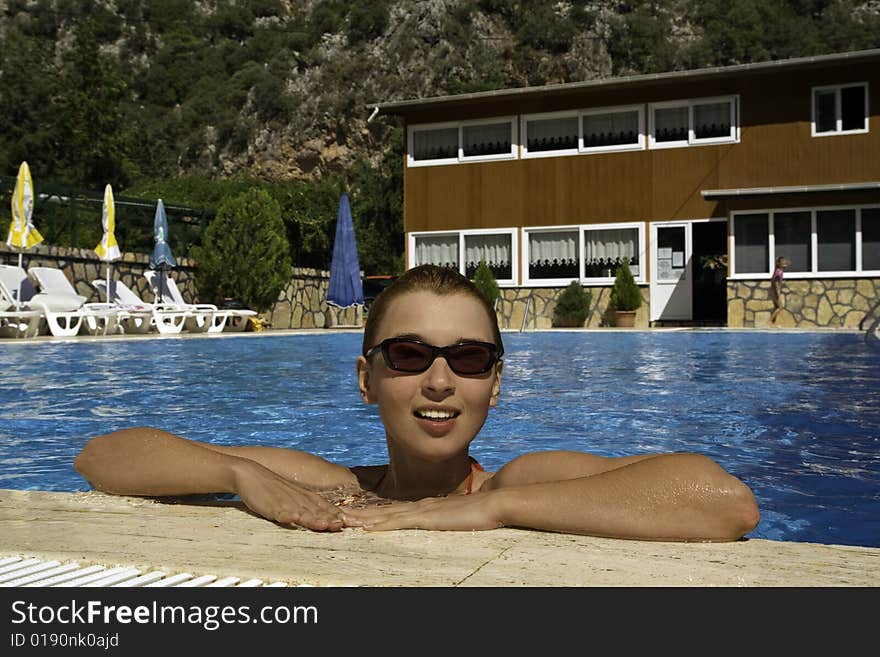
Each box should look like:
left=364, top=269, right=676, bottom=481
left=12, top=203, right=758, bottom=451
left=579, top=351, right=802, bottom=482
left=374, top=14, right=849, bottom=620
left=772, top=268, right=784, bottom=283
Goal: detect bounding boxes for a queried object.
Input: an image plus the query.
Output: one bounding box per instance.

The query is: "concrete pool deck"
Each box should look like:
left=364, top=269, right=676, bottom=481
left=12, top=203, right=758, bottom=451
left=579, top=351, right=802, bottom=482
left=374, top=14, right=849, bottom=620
left=1, top=489, right=877, bottom=587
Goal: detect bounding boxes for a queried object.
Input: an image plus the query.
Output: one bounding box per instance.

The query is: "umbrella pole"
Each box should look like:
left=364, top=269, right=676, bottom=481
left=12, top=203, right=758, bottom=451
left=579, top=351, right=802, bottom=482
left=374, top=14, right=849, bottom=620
left=16, top=250, right=23, bottom=310
left=106, top=264, right=111, bottom=304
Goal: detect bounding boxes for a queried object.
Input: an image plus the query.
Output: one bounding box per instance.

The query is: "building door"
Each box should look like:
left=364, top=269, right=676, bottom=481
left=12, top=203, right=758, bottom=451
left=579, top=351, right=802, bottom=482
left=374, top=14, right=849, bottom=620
left=650, top=222, right=692, bottom=322
left=691, top=219, right=729, bottom=324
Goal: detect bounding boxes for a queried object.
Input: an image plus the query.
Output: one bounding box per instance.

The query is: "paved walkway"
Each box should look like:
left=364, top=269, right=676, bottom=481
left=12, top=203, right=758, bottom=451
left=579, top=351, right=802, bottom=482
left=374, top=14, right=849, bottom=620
left=1, top=489, right=877, bottom=587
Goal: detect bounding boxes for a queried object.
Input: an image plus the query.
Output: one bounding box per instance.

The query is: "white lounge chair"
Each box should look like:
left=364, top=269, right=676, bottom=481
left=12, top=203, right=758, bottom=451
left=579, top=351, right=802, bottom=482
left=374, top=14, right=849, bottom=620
left=144, top=271, right=256, bottom=333
left=91, top=278, right=188, bottom=335
left=0, top=266, right=45, bottom=338
left=143, top=270, right=231, bottom=333
left=27, top=266, right=120, bottom=336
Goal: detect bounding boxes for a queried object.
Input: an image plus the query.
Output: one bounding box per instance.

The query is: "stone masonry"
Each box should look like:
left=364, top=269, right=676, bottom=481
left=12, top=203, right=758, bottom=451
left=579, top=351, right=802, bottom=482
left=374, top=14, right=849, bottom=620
left=728, top=278, right=880, bottom=329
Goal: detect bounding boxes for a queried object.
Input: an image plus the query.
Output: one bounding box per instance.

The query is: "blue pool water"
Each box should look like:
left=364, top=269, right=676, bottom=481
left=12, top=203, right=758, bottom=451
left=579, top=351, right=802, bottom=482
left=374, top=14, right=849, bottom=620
left=1, top=330, right=878, bottom=547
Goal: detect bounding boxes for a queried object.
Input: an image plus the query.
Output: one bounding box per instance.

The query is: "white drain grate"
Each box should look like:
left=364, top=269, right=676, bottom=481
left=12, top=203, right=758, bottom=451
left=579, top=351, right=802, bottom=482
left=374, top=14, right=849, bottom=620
left=0, top=555, right=290, bottom=587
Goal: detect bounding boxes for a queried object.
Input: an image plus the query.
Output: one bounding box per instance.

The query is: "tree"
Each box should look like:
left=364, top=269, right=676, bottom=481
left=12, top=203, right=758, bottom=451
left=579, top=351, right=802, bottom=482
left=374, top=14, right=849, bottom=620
left=472, top=261, right=499, bottom=306
left=610, top=260, right=642, bottom=311
left=192, top=188, right=291, bottom=311
left=552, top=281, right=591, bottom=327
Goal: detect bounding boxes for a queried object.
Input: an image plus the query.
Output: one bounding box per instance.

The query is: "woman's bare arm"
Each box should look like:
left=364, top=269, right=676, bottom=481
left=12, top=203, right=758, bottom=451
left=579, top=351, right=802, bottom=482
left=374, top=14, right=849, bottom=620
left=345, top=451, right=760, bottom=542
left=74, top=426, right=356, bottom=531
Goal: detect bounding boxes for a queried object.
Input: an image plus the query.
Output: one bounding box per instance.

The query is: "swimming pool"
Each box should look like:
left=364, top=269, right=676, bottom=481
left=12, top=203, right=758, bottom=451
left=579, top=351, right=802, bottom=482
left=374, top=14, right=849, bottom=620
left=1, top=330, right=877, bottom=548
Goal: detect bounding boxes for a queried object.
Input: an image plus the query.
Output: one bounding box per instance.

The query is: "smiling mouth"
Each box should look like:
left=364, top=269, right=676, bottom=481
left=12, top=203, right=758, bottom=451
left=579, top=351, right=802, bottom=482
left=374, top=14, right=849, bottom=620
left=414, top=409, right=460, bottom=421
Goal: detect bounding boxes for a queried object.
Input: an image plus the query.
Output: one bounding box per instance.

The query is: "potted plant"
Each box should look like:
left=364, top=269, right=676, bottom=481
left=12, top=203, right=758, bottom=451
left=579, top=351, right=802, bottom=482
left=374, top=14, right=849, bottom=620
left=472, top=260, right=500, bottom=306
left=552, top=281, right=592, bottom=327
left=609, top=260, right=642, bottom=327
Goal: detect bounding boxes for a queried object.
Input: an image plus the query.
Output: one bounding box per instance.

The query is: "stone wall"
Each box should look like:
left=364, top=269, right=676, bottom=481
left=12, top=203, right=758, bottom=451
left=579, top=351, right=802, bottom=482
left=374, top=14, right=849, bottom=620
left=727, top=277, right=880, bottom=328
left=496, top=284, right=650, bottom=330
left=1, top=244, right=199, bottom=305
left=0, top=245, right=361, bottom=329
left=266, top=266, right=362, bottom=329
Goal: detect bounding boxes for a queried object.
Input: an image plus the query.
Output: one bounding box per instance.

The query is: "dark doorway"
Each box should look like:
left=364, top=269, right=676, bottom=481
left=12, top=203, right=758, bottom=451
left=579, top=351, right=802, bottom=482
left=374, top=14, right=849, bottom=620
left=691, top=221, right=728, bottom=325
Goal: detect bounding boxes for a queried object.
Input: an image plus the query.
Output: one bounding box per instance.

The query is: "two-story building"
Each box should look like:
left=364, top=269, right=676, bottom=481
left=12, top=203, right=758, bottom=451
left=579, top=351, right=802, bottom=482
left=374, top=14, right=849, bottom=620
left=371, top=48, right=880, bottom=329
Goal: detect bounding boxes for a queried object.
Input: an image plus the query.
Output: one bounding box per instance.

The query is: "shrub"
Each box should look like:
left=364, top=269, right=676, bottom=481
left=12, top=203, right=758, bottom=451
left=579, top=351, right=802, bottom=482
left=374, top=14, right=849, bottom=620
left=610, top=260, right=642, bottom=311
left=552, top=281, right=592, bottom=327
left=192, top=188, right=291, bottom=312
left=472, top=260, right=499, bottom=306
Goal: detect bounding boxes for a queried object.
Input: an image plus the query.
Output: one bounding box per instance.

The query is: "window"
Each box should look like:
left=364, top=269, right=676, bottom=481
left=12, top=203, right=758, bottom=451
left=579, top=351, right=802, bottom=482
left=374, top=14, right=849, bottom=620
left=464, top=232, right=513, bottom=280
left=522, top=223, right=645, bottom=286
left=526, top=229, right=579, bottom=281
left=817, top=209, right=855, bottom=272
left=733, top=214, right=770, bottom=274
left=732, top=206, right=879, bottom=277
left=773, top=211, right=811, bottom=272
left=649, top=96, right=738, bottom=148
left=412, top=233, right=459, bottom=270
left=584, top=227, right=640, bottom=279
left=522, top=106, right=644, bottom=158
left=812, top=83, right=868, bottom=136
left=408, top=119, right=515, bottom=166
left=863, top=208, right=880, bottom=271
left=581, top=106, right=643, bottom=152
left=523, top=114, right=579, bottom=156
left=409, top=229, right=517, bottom=285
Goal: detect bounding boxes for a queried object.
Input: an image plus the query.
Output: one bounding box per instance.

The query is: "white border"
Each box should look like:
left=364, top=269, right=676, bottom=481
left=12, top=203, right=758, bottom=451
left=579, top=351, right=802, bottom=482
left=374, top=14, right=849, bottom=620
left=521, top=221, right=647, bottom=287
left=407, top=117, right=517, bottom=167
left=729, top=203, right=880, bottom=279
left=648, top=95, right=740, bottom=150
left=811, top=82, right=869, bottom=137
left=408, top=228, right=519, bottom=286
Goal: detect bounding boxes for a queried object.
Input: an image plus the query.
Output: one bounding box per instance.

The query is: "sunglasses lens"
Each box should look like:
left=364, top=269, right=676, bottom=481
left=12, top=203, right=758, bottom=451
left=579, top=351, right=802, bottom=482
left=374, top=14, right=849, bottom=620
left=385, top=341, right=433, bottom=372
left=447, top=343, right=495, bottom=374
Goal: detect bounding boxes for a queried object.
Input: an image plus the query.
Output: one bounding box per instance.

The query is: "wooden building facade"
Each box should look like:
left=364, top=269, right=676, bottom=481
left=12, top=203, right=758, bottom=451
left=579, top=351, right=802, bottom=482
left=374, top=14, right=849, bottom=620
left=373, top=49, right=880, bottom=329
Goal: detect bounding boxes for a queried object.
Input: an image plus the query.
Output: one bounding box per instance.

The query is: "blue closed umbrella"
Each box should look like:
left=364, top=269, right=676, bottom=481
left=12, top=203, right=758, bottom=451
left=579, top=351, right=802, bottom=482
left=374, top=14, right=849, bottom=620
left=327, top=192, right=364, bottom=308
left=149, top=198, right=176, bottom=303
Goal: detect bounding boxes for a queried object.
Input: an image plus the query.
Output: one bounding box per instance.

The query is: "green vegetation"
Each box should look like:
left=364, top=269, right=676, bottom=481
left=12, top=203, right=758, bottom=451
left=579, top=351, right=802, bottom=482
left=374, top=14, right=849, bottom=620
left=191, top=188, right=291, bottom=312
left=472, top=260, right=500, bottom=306
left=1, top=0, right=877, bottom=276
left=610, top=261, right=642, bottom=312
left=552, top=281, right=592, bottom=327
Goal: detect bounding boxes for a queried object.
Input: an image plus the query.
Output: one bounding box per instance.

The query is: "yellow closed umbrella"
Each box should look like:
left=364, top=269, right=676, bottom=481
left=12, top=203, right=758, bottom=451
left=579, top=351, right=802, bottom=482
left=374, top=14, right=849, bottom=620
left=6, top=161, right=43, bottom=251
left=6, top=161, right=43, bottom=305
left=94, top=183, right=121, bottom=298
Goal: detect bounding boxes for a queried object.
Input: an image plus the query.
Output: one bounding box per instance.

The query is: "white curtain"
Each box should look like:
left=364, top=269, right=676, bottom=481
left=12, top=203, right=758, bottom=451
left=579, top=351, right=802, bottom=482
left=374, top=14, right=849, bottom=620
left=465, top=233, right=510, bottom=267
left=584, top=228, right=636, bottom=261
left=529, top=231, right=577, bottom=263
left=412, top=127, right=458, bottom=161
left=415, top=235, right=459, bottom=267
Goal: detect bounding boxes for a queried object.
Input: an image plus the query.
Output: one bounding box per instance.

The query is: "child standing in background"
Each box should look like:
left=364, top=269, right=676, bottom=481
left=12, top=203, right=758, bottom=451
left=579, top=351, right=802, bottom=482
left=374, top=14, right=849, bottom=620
left=770, top=256, right=790, bottom=324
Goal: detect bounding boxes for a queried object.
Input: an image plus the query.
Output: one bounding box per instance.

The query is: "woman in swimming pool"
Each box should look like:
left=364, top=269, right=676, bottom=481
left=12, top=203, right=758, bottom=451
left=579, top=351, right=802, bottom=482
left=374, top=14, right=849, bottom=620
left=75, top=264, right=759, bottom=541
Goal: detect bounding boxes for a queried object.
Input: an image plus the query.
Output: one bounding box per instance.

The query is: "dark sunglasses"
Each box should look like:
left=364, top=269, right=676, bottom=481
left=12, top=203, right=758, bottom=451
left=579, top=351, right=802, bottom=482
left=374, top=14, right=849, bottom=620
left=365, top=338, right=502, bottom=375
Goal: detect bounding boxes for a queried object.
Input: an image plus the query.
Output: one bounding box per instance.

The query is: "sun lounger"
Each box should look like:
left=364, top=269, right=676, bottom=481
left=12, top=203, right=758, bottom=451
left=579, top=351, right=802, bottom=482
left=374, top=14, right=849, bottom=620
left=91, top=278, right=188, bottom=335
left=2, top=264, right=110, bottom=337
left=143, top=270, right=231, bottom=333
left=144, top=271, right=256, bottom=333
left=27, top=266, right=120, bottom=336
left=0, top=267, right=45, bottom=338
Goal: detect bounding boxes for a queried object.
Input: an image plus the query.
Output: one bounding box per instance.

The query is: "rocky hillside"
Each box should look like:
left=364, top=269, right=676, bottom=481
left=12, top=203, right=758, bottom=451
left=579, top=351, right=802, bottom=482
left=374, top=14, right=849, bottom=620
left=2, top=0, right=879, bottom=189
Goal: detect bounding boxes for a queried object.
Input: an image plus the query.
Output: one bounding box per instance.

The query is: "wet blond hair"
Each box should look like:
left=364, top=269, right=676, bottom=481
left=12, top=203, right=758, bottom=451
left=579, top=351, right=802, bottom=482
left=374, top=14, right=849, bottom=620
left=362, top=264, right=503, bottom=356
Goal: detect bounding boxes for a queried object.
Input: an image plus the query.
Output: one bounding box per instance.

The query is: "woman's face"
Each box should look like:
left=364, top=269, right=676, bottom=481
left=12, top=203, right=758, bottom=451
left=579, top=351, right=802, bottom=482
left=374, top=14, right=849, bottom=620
left=357, top=290, right=502, bottom=462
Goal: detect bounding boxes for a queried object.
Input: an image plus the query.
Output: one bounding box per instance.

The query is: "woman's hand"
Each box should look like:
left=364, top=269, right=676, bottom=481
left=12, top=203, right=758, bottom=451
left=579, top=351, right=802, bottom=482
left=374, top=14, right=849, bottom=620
left=233, top=460, right=346, bottom=532
left=342, top=492, right=504, bottom=532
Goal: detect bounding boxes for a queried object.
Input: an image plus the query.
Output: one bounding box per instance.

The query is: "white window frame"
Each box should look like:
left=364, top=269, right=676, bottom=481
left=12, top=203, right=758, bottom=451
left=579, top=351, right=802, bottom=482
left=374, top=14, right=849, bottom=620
left=582, top=221, right=647, bottom=285
left=811, top=82, right=869, bottom=137
left=407, top=117, right=517, bottom=168
left=521, top=222, right=647, bottom=287
left=522, top=225, right=583, bottom=286
left=520, top=110, right=580, bottom=159
left=729, top=203, right=880, bottom=280
left=580, top=104, right=646, bottom=154
left=648, top=95, right=740, bottom=149
left=408, top=228, right=519, bottom=286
